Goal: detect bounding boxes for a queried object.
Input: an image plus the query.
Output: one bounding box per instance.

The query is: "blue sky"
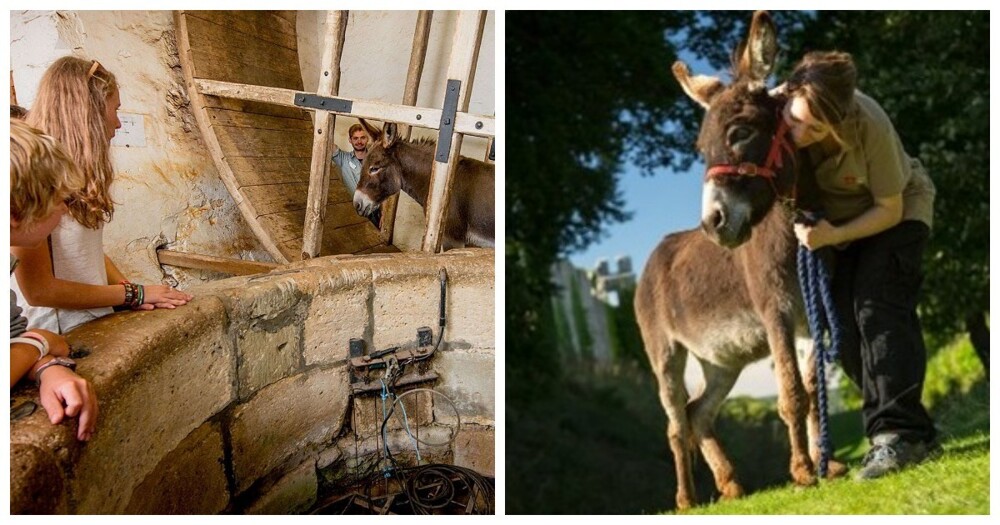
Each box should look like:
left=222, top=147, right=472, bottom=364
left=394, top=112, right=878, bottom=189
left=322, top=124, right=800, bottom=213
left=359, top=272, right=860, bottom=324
left=568, top=52, right=723, bottom=276
left=567, top=162, right=705, bottom=276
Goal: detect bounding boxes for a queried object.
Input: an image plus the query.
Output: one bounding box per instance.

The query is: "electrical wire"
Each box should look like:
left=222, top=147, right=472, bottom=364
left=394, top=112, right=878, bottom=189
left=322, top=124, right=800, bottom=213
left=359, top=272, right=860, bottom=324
left=333, top=265, right=494, bottom=514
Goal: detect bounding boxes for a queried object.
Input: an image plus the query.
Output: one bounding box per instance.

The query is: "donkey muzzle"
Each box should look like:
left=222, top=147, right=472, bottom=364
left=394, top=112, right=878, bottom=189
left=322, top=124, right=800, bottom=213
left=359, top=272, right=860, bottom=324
left=353, top=191, right=380, bottom=217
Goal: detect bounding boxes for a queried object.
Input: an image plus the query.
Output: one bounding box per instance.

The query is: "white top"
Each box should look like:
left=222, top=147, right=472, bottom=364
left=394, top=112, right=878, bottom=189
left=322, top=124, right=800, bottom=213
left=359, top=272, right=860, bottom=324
left=11, top=215, right=114, bottom=334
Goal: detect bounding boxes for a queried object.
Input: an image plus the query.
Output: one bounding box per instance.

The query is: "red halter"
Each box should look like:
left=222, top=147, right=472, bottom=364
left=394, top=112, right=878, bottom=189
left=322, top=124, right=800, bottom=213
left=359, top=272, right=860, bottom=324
left=704, top=116, right=797, bottom=200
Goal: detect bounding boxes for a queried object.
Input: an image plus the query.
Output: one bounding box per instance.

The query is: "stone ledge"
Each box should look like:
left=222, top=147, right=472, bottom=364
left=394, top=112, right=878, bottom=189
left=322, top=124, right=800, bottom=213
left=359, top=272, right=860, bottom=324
left=9, top=250, right=494, bottom=514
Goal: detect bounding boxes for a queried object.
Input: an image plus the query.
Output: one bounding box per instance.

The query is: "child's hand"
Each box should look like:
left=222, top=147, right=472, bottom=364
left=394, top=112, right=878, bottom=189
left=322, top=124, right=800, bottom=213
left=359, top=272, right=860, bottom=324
left=37, top=365, right=98, bottom=441
left=140, top=284, right=194, bottom=310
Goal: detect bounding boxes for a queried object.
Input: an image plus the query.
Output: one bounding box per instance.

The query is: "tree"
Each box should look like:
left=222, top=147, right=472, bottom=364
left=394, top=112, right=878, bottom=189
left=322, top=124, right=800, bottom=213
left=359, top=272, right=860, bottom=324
left=782, top=11, right=989, bottom=369
left=506, top=12, right=697, bottom=402
left=506, top=11, right=825, bottom=398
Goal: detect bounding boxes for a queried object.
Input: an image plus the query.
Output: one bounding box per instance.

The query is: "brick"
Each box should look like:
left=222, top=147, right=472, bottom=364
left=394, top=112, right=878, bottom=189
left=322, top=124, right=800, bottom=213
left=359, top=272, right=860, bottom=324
left=443, top=272, right=495, bottom=349
left=365, top=254, right=451, bottom=350
left=237, top=323, right=301, bottom=398
left=317, top=444, right=342, bottom=469
left=453, top=425, right=495, bottom=477
left=10, top=250, right=496, bottom=515
left=372, top=272, right=439, bottom=350
left=303, top=265, right=372, bottom=366
left=433, top=350, right=495, bottom=426
left=229, top=366, right=349, bottom=493
left=215, top=273, right=310, bottom=399
left=436, top=250, right=495, bottom=351
left=216, top=273, right=307, bottom=322
left=125, top=421, right=229, bottom=514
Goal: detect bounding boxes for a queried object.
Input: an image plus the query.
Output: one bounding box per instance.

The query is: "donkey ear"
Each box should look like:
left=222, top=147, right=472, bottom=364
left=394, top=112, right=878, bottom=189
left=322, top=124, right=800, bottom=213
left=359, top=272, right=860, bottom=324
left=738, top=10, right=778, bottom=83
left=672, top=61, right=723, bottom=110
left=358, top=118, right=381, bottom=141
left=382, top=122, right=398, bottom=149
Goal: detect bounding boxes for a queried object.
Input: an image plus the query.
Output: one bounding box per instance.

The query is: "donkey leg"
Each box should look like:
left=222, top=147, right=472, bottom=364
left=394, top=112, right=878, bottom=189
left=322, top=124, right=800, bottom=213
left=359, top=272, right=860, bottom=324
left=689, top=360, right=744, bottom=501
left=801, top=346, right=848, bottom=479
left=650, top=342, right=697, bottom=510
left=766, top=325, right=817, bottom=486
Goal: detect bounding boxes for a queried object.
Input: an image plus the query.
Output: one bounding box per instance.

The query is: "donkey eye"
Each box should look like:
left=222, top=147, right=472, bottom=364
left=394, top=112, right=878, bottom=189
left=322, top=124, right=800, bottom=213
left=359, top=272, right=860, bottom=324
left=727, top=126, right=754, bottom=145
left=369, top=166, right=381, bottom=174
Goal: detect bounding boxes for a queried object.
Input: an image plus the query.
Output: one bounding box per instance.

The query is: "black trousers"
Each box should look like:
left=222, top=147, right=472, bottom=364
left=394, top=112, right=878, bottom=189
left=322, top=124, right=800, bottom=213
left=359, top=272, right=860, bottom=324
left=831, top=220, right=936, bottom=444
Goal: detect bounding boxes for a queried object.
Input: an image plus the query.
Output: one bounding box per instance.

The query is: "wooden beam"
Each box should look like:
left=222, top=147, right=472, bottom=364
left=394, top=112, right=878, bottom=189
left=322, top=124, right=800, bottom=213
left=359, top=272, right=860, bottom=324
left=195, top=79, right=495, bottom=138
left=302, top=10, right=348, bottom=259
left=157, top=250, right=279, bottom=276
left=421, top=11, right=487, bottom=253
left=381, top=10, right=434, bottom=245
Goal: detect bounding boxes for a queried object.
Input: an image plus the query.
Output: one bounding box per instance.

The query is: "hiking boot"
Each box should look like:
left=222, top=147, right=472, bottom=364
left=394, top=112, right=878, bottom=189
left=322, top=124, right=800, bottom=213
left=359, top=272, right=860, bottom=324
left=855, top=433, right=942, bottom=480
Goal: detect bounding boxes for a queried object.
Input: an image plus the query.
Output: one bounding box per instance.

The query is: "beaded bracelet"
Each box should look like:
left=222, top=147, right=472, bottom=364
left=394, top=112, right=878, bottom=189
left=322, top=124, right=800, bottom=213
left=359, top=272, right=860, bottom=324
left=122, top=282, right=135, bottom=306
left=120, top=281, right=144, bottom=309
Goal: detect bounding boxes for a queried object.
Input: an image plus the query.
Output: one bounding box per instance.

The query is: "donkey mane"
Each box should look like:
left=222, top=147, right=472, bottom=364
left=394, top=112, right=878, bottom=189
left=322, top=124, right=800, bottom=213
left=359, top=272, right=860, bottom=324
left=374, top=136, right=437, bottom=152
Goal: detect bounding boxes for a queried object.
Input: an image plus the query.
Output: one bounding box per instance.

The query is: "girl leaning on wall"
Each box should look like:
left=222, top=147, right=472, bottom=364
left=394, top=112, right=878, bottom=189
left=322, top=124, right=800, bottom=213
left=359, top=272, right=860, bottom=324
left=12, top=56, right=194, bottom=334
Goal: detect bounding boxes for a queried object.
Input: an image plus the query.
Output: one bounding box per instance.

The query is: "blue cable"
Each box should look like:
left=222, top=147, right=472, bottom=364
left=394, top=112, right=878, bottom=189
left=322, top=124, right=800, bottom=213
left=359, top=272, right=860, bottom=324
left=397, top=397, right=423, bottom=463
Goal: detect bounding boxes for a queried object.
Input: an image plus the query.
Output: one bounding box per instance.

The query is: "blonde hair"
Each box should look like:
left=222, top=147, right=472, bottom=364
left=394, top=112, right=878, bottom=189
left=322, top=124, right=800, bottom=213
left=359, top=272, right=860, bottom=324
left=26, top=56, right=119, bottom=229
left=10, top=119, right=86, bottom=228
left=786, top=51, right=857, bottom=147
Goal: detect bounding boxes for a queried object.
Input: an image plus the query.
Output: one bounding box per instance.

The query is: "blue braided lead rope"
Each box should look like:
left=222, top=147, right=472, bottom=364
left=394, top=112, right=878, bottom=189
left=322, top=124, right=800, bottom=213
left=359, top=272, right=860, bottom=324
left=796, top=224, right=842, bottom=479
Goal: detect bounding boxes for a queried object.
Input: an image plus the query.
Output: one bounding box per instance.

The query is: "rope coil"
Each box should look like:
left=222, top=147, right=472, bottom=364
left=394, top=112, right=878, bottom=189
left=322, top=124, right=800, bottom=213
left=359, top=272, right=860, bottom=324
left=796, top=211, right=843, bottom=478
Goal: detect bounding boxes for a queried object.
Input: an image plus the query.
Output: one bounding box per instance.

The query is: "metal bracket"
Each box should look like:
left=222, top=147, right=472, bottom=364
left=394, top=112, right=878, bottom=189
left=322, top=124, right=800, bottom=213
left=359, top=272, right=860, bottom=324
left=294, top=93, right=354, bottom=114
left=348, top=328, right=438, bottom=394
left=435, top=79, right=462, bottom=163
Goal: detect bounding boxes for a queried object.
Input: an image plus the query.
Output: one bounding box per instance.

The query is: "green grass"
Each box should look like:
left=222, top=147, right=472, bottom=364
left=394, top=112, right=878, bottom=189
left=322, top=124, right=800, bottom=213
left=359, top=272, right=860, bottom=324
left=506, top=335, right=989, bottom=514
left=680, top=336, right=990, bottom=514
left=681, top=431, right=988, bottom=514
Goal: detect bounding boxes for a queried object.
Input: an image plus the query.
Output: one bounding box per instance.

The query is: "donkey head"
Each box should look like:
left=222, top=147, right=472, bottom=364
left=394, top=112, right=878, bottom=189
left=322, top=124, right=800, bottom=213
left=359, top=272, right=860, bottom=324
left=674, top=11, right=796, bottom=248
left=353, top=118, right=403, bottom=217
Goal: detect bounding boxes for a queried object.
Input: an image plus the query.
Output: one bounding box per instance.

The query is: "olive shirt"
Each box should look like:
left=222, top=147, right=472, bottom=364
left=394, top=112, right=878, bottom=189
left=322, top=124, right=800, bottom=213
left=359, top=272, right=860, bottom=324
left=808, top=91, right=936, bottom=229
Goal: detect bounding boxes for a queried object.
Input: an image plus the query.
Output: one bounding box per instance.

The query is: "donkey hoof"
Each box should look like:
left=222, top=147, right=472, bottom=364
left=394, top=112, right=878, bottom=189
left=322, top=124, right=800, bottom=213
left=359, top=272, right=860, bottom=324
left=792, top=470, right=818, bottom=487
left=825, top=459, right=849, bottom=479
left=720, top=482, right=745, bottom=500
left=675, top=495, right=694, bottom=511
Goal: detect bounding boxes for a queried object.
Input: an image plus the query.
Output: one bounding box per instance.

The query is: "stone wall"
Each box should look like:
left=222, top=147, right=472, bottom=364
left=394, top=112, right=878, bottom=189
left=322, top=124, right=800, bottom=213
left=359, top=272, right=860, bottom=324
left=9, top=249, right=495, bottom=514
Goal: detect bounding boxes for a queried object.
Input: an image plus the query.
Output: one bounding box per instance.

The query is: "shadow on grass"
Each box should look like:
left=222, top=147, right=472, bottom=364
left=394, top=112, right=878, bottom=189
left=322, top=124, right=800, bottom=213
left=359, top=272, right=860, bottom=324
left=507, top=359, right=991, bottom=514
left=508, top=362, right=813, bottom=514
left=506, top=362, right=676, bottom=514
left=931, top=377, right=990, bottom=442
left=942, top=435, right=989, bottom=457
